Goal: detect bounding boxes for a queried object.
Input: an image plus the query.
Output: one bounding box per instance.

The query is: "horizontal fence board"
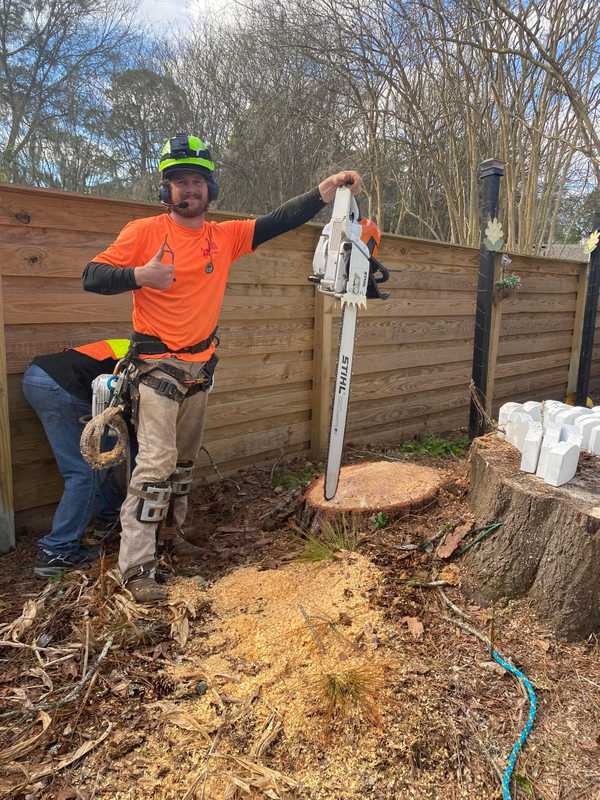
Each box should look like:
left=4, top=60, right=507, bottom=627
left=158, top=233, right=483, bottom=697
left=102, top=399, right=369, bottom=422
left=347, top=385, right=470, bottom=431
left=493, top=367, right=569, bottom=399
left=500, top=292, right=577, bottom=314
left=353, top=341, right=473, bottom=374
left=502, top=312, right=575, bottom=335
left=347, top=408, right=469, bottom=448
left=4, top=319, right=315, bottom=373
left=351, top=362, right=472, bottom=402
left=351, top=316, right=476, bottom=346
left=361, top=297, right=476, bottom=317
left=507, top=253, right=583, bottom=276
left=0, top=243, right=311, bottom=286
left=205, top=386, right=312, bottom=428
left=495, top=350, right=572, bottom=379
left=498, top=331, right=573, bottom=358
left=3, top=276, right=314, bottom=325
left=493, top=383, right=568, bottom=411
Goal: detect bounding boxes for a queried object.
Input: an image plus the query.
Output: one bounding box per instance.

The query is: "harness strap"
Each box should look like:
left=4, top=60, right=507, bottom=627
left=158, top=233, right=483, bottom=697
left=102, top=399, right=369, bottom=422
left=138, top=374, right=210, bottom=403
left=130, top=328, right=219, bottom=356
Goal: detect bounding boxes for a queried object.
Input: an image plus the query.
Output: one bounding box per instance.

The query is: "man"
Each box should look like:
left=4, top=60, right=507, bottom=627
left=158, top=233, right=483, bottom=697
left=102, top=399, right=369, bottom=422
left=83, top=132, right=362, bottom=603
left=22, top=339, right=130, bottom=577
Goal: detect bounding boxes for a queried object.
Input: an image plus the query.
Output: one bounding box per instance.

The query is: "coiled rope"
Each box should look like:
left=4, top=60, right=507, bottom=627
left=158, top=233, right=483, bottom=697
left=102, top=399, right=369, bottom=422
left=80, top=406, right=129, bottom=469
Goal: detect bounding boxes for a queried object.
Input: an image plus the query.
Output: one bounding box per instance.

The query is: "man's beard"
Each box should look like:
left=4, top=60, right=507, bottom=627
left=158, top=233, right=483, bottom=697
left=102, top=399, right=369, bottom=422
left=175, top=197, right=209, bottom=217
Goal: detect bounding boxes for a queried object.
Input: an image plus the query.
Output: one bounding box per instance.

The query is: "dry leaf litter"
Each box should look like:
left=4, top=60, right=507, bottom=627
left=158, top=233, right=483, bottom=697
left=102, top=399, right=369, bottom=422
left=2, top=451, right=600, bottom=799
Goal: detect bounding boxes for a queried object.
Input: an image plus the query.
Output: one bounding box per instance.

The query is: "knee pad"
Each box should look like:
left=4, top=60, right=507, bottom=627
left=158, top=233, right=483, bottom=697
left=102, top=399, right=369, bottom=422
left=171, top=461, right=193, bottom=496
left=135, top=481, right=172, bottom=523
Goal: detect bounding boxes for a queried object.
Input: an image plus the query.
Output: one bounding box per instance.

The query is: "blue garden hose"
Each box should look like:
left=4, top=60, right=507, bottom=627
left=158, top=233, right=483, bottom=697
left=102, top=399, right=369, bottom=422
left=491, top=649, right=538, bottom=799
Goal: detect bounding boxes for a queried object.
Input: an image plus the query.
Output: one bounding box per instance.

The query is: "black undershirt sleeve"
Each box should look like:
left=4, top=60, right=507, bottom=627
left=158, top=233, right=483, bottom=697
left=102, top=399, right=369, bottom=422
left=252, top=187, right=326, bottom=249
left=83, top=187, right=326, bottom=292
left=82, top=262, right=138, bottom=294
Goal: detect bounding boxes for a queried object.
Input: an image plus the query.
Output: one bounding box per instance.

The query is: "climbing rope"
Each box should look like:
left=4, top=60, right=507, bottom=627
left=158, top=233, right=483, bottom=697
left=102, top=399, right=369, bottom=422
left=438, top=589, right=537, bottom=798
left=491, top=649, right=538, bottom=800
left=80, top=405, right=129, bottom=469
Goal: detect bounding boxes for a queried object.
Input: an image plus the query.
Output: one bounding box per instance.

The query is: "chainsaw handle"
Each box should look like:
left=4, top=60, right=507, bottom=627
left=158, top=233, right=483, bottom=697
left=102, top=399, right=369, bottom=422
left=367, top=256, right=391, bottom=300
left=370, top=256, right=389, bottom=284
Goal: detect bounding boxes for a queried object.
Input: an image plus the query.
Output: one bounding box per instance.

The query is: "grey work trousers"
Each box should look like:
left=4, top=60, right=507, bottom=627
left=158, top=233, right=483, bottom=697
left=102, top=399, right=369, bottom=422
left=118, top=359, right=208, bottom=576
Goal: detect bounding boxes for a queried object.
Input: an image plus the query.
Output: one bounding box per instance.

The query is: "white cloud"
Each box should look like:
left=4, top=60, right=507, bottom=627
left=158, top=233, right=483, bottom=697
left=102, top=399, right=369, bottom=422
left=135, top=0, right=236, bottom=29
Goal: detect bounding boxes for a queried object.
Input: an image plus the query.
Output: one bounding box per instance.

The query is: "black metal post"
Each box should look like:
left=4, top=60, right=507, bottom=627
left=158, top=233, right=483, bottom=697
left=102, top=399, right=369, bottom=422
left=469, top=159, right=505, bottom=439
left=576, top=211, right=600, bottom=406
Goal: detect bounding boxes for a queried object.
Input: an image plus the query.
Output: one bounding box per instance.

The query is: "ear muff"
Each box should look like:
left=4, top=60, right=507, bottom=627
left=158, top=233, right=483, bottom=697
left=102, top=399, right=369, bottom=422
left=159, top=181, right=172, bottom=205
left=206, top=174, right=219, bottom=202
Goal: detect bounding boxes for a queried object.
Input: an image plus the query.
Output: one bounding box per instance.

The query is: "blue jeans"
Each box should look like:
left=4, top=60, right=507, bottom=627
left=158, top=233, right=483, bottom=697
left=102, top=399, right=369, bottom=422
left=22, top=364, right=125, bottom=556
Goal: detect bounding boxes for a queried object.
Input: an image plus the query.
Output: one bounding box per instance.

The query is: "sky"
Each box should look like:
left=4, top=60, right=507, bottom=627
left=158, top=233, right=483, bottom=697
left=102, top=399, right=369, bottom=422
left=135, top=0, right=234, bottom=29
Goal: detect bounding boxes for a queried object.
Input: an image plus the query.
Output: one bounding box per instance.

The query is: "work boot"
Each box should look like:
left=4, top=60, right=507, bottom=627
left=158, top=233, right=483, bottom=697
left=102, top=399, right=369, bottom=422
left=123, top=563, right=167, bottom=605
left=34, top=547, right=99, bottom=579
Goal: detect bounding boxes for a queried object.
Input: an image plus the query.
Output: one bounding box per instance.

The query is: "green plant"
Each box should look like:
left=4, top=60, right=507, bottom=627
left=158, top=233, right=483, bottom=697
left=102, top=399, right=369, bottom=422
left=495, top=272, right=521, bottom=291
left=272, top=463, right=320, bottom=490
left=393, top=434, right=470, bottom=458
left=371, top=511, right=388, bottom=529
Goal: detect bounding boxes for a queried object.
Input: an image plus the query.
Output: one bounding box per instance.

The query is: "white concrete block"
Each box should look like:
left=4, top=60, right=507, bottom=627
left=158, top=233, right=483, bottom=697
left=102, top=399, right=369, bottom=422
left=506, top=411, right=532, bottom=452
left=592, top=406, right=600, bottom=413
left=543, top=441, right=580, bottom=487
left=590, top=426, right=600, bottom=456
left=536, top=426, right=562, bottom=478
left=522, top=401, right=542, bottom=422
left=575, top=416, right=600, bottom=451
left=520, top=422, right=543, bottom=473
left=554, top=407, right=586, bottom=428
left=560, top=423, right=582, bottom=446
left=542, top=401, right=566, bottom=430
left=498, top=402, right=522, bottom=439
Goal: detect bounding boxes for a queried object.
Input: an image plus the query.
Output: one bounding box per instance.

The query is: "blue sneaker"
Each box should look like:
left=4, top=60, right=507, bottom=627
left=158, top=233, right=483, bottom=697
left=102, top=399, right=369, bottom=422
left=34, top=548, right=100, bottom=579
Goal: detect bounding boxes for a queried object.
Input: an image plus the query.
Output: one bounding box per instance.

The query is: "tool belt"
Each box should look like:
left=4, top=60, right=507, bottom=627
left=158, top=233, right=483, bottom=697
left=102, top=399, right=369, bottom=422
left=129, top=328, right=219, bottom=357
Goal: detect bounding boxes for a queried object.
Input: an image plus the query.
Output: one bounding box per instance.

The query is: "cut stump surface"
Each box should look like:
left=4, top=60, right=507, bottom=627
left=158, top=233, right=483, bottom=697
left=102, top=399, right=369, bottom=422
left=465, top=434, right=600, bottom=640
left=299, top=461, right=445, bottom=531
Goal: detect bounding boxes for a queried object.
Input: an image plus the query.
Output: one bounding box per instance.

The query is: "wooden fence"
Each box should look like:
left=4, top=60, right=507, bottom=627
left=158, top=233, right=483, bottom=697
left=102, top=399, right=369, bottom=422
left=0, top=183, right=595, bottom=544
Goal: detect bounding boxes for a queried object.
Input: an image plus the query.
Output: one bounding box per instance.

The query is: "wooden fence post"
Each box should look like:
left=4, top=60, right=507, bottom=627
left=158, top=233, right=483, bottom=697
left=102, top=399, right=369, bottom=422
left=469, top=159, right=505, bottom=438
left=311, top=290, right=334, bottom=459
left=0, top=269, right=15, bottom=552
left=483, top=256, right=504, bottom=416
left=576, top=211, right=600, bottom=406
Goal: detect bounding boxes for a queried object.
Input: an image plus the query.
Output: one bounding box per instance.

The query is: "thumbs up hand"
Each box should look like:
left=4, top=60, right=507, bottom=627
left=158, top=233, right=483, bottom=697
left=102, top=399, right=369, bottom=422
left=134, top=241, right=175, bottom=290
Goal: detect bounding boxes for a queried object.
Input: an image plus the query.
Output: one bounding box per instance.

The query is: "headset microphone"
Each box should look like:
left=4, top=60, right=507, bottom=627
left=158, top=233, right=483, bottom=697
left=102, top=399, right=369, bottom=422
left=160, top=200, right=189, bottom=209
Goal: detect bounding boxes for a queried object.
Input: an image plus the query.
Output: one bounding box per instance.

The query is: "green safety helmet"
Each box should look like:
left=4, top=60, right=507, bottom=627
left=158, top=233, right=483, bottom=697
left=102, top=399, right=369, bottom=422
left=159, top=133, right=219, bottom=201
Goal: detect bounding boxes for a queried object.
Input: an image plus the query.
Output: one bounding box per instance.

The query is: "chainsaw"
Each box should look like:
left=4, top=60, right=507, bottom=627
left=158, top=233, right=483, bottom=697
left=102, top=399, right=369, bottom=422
left=310, top=187, right=390, bottom=500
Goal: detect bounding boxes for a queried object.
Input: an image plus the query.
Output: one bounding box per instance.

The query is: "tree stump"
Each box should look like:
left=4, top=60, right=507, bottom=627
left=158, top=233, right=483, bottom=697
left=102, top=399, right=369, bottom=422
left=465, top=434, right=600, bottom=639
left=298, top=460, right=446, bottom=532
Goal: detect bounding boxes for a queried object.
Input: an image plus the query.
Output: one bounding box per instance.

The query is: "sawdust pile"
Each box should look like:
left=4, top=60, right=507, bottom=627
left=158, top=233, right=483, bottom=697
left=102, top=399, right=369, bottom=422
left=126, top=553, right=399, bottom=800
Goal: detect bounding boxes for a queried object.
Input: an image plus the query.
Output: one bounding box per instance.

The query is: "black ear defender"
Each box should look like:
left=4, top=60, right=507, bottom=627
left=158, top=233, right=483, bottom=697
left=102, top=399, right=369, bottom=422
left=206, top=174, right=219, bottom=202
left=158, top=181, right=172, bottom=205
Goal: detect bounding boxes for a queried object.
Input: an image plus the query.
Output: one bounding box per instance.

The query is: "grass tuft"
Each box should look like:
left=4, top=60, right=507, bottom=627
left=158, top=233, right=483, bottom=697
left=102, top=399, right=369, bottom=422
left=393, top=433, right=470, bottom=458
left=314, top=664, right=386, bottom=727
left=294, top=515, right=361, bottom=562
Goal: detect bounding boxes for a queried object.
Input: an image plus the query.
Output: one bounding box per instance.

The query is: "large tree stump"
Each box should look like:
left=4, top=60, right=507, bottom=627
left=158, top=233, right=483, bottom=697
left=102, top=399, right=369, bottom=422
left=298, top=460, right=445, bottom=532
left=465, top=434, right=600, bottom=639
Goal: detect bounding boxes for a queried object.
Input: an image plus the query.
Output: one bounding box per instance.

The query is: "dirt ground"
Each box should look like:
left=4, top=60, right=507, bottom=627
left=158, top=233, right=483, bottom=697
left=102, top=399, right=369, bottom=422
left=2, top=439, right=600, bottom=800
